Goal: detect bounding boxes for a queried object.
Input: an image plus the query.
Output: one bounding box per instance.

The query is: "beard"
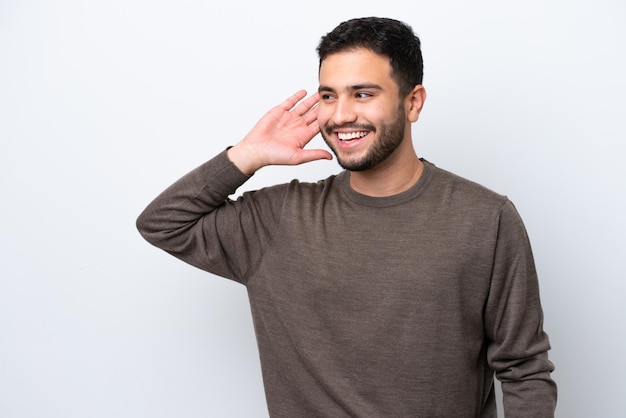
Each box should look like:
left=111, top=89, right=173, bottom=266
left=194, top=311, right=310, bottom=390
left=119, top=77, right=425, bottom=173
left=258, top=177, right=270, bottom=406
left=321, top=105, right=406, bottom=172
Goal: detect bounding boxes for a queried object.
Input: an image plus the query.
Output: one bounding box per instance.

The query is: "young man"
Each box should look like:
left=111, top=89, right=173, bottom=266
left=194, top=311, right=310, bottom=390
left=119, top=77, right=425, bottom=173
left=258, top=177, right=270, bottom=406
left=137, top=17, right=557, bottom=417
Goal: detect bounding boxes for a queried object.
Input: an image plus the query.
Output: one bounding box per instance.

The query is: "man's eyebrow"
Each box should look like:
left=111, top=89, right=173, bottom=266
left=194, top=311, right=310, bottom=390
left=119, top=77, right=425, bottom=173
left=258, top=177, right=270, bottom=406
left=318, top=83, right=383, bottom=93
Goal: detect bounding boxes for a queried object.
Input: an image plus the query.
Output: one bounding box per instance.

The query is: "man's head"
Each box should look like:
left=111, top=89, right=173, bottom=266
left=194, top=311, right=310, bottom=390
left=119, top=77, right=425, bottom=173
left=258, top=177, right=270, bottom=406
left=316, top=18, right=426, bottom=173
left=317, top=17, right=423, bottom=97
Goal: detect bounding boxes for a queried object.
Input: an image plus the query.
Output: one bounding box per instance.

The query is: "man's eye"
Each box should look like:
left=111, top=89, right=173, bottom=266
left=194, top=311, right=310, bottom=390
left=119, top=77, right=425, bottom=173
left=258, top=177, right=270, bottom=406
left=321, top=94, right=335, bottom=100
left=356, top=92, right=372, bottom=98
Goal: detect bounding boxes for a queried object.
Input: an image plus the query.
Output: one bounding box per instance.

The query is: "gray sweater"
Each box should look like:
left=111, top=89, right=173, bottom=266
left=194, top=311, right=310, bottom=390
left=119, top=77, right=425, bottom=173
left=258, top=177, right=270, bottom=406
left=137, top=150, right=557, bottom=417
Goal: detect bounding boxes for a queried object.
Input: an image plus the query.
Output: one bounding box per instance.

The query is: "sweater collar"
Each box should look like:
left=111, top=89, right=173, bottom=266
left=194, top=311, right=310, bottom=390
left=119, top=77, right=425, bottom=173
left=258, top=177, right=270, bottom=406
left=338, top=159, right=435, bottom=208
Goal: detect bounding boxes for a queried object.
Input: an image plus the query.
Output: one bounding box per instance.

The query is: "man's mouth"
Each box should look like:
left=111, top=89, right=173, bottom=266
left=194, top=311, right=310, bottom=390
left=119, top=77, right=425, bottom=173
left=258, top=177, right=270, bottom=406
left=337, top=131, right=369, bottom=142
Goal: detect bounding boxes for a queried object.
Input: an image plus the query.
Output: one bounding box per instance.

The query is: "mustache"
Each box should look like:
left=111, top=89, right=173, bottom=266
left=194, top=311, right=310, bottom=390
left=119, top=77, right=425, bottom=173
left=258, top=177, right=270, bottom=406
left=324, top=123, right=376, bottom=136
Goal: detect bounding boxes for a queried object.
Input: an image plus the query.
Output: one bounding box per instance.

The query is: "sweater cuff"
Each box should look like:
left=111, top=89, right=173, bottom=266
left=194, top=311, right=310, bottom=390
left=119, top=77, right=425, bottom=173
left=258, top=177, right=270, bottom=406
left=196, top=148, right=252, bottom=196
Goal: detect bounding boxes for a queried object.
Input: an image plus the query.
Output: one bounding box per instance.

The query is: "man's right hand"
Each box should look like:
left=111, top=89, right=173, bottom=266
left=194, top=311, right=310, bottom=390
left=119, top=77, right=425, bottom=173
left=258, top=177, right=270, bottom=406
left=227, top=90, right=333, bottom=175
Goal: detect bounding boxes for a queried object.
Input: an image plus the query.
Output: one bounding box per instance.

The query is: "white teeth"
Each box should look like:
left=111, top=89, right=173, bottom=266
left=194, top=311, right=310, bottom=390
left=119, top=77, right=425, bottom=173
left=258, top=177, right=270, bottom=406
left=338, top=131, right=368, bottom=141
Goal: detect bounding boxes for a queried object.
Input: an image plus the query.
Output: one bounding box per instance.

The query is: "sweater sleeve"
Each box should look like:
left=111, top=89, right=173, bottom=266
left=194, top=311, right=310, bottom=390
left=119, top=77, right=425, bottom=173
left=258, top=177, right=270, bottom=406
left=136, top=149, right=284, bottom=284
left=484, top=200, right=557, bottom=417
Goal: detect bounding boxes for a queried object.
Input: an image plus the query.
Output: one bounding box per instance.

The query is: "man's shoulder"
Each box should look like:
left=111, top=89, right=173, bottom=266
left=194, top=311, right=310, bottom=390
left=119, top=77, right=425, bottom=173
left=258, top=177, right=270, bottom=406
left=285, top=171, right=345, bottom=193
left=242, top=172, right=344, bottom=202
left=424, top=160, right=509, bottom=209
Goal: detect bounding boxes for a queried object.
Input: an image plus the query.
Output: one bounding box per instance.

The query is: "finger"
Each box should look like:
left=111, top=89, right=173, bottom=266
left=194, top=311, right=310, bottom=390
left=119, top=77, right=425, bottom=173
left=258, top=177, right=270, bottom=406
left=307, top=120, right=321, bottom=136
left=296, top=118, right=321, bottom=147
left=294, top=148, right=333, bottom=165
left=303, top=120, right=321, bottom=143
left=290, top=149, right=333, bottom=165
left=280, top=90, right=308, bottom=111
left=301, top=104, right=318, bottom=125
left=294, top=92, right=320, bottom=116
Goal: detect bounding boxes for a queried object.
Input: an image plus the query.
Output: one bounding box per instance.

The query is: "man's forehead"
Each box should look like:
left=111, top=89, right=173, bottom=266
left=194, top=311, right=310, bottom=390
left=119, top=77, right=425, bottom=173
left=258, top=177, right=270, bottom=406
left=318, top=50, right=394, bottom=89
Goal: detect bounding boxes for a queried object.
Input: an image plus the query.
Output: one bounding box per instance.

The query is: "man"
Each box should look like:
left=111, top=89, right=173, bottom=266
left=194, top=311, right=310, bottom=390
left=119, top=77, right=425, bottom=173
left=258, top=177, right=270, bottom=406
left=137, top=17, right=557, bottom=417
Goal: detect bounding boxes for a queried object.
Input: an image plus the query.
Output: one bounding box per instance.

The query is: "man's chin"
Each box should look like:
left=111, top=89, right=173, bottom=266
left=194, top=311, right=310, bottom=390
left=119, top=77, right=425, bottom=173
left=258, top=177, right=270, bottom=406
left=335, top=156, right=373, bottom=172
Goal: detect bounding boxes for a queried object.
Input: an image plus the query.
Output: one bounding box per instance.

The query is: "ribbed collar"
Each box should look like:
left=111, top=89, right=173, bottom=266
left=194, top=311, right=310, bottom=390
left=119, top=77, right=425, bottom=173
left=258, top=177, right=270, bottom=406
left=338, top=159, right=435, bottom=208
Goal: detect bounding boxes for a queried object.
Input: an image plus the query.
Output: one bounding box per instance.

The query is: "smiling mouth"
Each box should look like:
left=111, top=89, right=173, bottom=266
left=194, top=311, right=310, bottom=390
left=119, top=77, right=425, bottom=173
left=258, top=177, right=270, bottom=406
left=337, top=131, right=369, bottom=142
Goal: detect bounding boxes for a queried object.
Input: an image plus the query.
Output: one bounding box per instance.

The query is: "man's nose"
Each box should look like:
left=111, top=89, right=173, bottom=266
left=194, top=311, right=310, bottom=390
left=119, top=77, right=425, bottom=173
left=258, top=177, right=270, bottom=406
left=331, top=98, right=358, bottom=125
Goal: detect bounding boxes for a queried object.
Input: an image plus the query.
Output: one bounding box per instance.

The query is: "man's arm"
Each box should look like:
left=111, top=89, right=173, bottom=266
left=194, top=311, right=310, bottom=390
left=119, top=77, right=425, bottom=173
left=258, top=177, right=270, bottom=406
left=484, top=201, right=557, bottom=417
left=136, top=90, right=331, bottom=281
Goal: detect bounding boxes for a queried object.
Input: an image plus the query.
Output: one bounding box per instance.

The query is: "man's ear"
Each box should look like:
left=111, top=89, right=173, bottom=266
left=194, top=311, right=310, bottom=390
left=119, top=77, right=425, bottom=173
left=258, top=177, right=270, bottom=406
left=407, top=85, right=427, bottom=122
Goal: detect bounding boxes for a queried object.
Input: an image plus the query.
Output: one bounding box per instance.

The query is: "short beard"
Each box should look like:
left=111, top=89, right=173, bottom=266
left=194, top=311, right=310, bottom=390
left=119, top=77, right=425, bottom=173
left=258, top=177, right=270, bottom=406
left=322, top=105, right=406, bottom=172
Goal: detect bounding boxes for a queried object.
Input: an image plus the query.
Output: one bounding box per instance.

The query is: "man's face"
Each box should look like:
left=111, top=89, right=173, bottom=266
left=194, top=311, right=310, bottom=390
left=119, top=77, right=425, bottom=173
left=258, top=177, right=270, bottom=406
left=318, top=48, right=409, bottom=172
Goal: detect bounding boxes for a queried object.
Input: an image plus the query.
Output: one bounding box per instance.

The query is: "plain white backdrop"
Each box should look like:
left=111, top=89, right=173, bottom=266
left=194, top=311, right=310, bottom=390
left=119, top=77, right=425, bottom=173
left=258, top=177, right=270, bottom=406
left=1, top=0, right=625, bottom=417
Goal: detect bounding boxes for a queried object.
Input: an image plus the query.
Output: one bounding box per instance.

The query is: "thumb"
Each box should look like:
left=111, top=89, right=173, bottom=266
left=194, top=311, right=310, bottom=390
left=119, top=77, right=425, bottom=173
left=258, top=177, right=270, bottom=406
left=292, top=149, right=334, bottom=165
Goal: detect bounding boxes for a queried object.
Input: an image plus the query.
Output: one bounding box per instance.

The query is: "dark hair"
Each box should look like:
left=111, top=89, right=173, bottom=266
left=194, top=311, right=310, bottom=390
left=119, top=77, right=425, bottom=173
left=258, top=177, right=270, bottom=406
left=317, top=17, right=424, bottom=96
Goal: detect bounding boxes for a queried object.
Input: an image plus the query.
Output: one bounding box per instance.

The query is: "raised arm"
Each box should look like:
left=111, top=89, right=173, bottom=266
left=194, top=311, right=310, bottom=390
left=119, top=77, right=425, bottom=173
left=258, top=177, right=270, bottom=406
left=137, top=91, right=330, bottom=282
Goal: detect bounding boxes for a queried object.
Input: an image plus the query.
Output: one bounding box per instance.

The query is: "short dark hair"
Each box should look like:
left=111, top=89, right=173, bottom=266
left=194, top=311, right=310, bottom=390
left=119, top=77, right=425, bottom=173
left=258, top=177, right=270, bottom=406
left=317, top=17, right=424, bottom=96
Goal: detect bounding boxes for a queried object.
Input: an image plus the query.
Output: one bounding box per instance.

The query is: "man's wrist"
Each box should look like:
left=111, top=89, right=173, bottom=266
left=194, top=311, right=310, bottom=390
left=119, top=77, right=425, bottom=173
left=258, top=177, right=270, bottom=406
left=226, top=143, right=263, bottom=176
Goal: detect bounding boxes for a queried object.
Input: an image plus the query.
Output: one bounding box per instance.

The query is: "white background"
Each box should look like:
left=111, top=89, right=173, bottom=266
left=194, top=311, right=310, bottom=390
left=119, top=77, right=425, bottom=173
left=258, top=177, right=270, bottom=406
left=1, top=0, right=625, bottom=417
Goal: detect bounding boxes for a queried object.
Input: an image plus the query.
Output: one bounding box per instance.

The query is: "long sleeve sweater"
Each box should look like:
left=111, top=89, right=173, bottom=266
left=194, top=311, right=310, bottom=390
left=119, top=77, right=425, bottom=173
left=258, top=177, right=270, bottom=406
left=137, top=150, right=557, bottom=417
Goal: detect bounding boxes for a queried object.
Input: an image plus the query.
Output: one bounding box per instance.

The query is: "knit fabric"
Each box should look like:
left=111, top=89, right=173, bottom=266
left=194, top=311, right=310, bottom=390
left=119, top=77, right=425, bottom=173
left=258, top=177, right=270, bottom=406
left=137, top=150, right=557, bottom=417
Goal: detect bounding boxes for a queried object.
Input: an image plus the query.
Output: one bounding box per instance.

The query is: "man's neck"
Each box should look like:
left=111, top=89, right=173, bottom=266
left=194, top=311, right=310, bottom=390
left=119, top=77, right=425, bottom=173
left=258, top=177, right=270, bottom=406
left=348, top=142, right=423, bottom=197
